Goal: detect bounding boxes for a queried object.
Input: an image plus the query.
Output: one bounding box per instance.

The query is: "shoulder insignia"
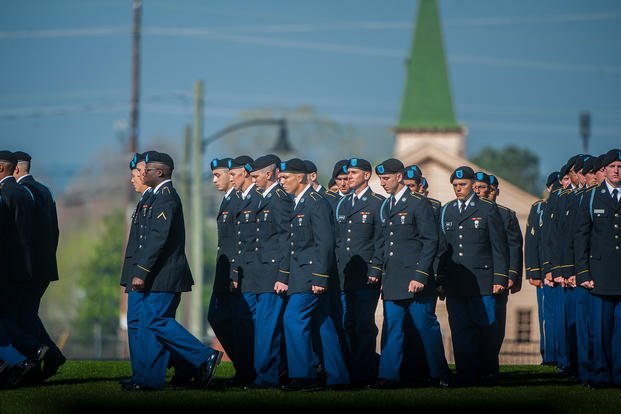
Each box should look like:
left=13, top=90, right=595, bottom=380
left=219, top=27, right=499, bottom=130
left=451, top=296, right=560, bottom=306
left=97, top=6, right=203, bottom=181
left=497, top=204, right=509, bottom=211
left=275, top=188, right=287, bottom=198
left=323, top=191, right=337, bottom=198
left=409, top=191, right=422, bottom=199
left=157, top=211, right=167, bottom=220
left=531, top=200, right=543, bottom=207
left=371, top=192, right=384, bottom=201
left=429, top=198, right=441, bottom=206
left=162, top=187, right=171, bottom=195
left=479, top=197, right=493, bottom=205
left=255, top=188, right=262, bottom=195
left=309, top=192, right=319, bottom=200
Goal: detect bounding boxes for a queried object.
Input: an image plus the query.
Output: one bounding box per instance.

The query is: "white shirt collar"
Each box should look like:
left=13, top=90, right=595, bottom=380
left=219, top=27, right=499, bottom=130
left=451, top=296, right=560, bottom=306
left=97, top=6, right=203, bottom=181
left=354, top=186, right=369, bottom=199
left=392, top=185, right=408, bottom=203
left=242, top=183, right=255, bottom=199
left=459, top=192, right=476, bottom=209
left=16, top=174, right=32, bottom=183
left=295, top=184, right=312, bottom=206
left=224, top=187, right=235, bottom=199
left=263, top=181, right=279, bottom=197
left=142, top=187, right=152, bottom=196
left=153, top=179, right=172, bottom=194
left=315, top=184, right=323, bottom=192
left=338, top=190, right=350, bottom=197
left=605, top=180, right=621, bottom=195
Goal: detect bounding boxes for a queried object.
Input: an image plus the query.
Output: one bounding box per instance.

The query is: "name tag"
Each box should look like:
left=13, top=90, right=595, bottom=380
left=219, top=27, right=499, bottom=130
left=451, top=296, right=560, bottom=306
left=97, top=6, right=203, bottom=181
left=594, top=209, right=605, bottom=214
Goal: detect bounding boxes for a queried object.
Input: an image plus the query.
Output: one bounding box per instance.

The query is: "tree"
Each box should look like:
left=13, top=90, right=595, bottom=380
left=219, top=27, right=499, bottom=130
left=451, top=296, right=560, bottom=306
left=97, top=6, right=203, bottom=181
left=74, top=210, right=124, bottom=343
left=472, top=145, right=541, bottom=196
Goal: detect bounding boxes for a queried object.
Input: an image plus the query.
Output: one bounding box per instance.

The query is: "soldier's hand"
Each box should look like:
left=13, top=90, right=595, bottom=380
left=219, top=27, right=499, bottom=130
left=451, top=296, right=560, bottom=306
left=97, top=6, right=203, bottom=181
left=408, top=280, right=425, bottom=293
left=567, top=276, right=577, bottom=288
left=545, top=272, right=552, bottom=280
left=580, top=280, right=594, bottom=290
left=230, top=281, right=239, bottom=291
left=553, top=276, right=565, bottom=287
left=529, top=279, right=542, bottom=288
left=274, top=281, right=288, bottom=294
left=367, top=276, right=379, bottom=285
left=492, top=284, right=506, bottom=295
left=311, top=285, right=326, bottom=295
left=544, top=277, right=554, bottom=287
left=132, top=277, right=145, bottom=291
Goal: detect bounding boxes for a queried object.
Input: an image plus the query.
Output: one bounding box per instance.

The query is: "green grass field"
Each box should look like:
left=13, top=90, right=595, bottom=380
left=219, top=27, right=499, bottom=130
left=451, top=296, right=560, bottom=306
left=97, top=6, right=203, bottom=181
left=1, top=362, right=620, bottom=413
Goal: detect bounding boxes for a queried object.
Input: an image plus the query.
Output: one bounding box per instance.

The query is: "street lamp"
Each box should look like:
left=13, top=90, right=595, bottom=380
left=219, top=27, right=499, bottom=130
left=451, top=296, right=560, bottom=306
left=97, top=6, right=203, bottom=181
left=579, top=111, right=590, bottom=154
left=188, top=113, right=293, bottom=341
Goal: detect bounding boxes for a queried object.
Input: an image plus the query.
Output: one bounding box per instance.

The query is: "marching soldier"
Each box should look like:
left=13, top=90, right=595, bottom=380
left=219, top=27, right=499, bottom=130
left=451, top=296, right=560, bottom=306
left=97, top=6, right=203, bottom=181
left=278, top=158, right=349, bottom=391
left=244, top=154, right=293, bottom=388
left=304, top=160, right=327, bottom=196
left=127, top=151, right=222, bottom=390
left=370, top=159, right=450, bottom=389
left=438, top=166, right=509, bottom=386
left=574, top=148, right=621, bottom=388
left=333, top=158, right=384, bottom=386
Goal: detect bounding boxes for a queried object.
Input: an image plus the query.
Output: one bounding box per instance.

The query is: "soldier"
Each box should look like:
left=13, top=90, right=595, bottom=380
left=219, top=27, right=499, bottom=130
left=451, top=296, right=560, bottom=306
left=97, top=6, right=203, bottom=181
left=479, top=173, right=524, bottom=358
left=333, top=158, right=384, bottom=386
left=370, top=158, right=450, bottom=389
left=278, top=158, right=349, bottom=391
left=246, top=154, right=292, bottom=388
left=304, top=160, right=326, bottom=196
left=127, top=151, right=222, bottom=390
left=438, top=166, right=509, bottom=386
left=421, top=177, right=430, bottom=197
left=10, top=151, right=66, bottom=379
left=525, top=171, right=559, bottom=362
left=226, top=155, right=259, bottom=386
left=333, top=160, right=350, bottom=197
left=574, top=148, right=621, bottom=388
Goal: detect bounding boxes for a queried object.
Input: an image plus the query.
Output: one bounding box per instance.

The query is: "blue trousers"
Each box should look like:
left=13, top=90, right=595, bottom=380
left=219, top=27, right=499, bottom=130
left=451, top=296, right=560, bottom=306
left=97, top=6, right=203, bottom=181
left=564, top=287, right=578, bottom=374
left=446, top=295, right=498, bottom=381
left=536, top=285, right=545, bottom=359
left=284, top=292, right=349, bottom=385
left=340, top=288, right=380, bottom=383
left=574, top=287, right=593, bottom=383
left=554, top=287, right=570, bottom=370
left=208, top=290, right=255, bottom=381
left=379, top=297, right=449, bottom=382
left=244, top=292, right=285, bottom=386
left=542, top=285, right=557, bottom=364
left=494, top=293, right=508, bottom=355
left=591, top=294, right=621, bottom=385
left=135, top=292, right=217, bottom=389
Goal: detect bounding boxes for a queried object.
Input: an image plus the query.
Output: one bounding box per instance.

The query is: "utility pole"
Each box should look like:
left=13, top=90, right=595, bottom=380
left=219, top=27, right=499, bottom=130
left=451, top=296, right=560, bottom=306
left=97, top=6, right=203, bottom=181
left=189, top=81, right=204, bottom=339
left=118, top=0, right=142, bottom=359
left=178, top=124, right=192, bottom=325
left=580, top=111, right=591, bottom=154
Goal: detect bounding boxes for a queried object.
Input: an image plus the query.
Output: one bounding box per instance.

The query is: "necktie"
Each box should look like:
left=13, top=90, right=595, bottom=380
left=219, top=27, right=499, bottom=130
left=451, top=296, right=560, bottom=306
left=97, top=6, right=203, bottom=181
left=352, top=194, right=356, bottom=207
left=389, top=195, right=395, bottom=210
left=460, top=201, right=466, bottom=214
left=613, top=189, right=619, bottom=204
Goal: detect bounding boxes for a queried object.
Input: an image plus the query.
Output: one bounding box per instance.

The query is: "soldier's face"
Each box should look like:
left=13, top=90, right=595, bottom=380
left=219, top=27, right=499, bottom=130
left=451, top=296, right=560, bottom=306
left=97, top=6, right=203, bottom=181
left=229, top=167, right=247, bottom=191
left=473, top=181, right=490, bottom=199
left=212, top=168, right=231, bottom=192
left=489, top=185, right=498, bottom=202
left=585, top=172, right=597, bottom=187
left=280, top=172, right=304, bottom=195
left=335, top=174, right=350, bottom=194
left=403, top=179, right=419, bottom=193
left=605, top=161, right=621, bottom=186
left=595, top=168, right=606, bottom=184
left=347, top=168, right=368, bottom=191
left=379, top=173, right=401, bottom=195
left=130, top=168, right=142, bottom=192
left=561, top=175, right=571, bottom=188
left=250, top=169, right=268, bottom=190
left=452, top=179, right=474, bottom=200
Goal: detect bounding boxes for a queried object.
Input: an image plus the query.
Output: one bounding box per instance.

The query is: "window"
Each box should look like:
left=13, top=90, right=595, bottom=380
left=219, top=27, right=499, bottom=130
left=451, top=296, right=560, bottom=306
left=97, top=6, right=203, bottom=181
left=516, top=309, right=531, bottom=343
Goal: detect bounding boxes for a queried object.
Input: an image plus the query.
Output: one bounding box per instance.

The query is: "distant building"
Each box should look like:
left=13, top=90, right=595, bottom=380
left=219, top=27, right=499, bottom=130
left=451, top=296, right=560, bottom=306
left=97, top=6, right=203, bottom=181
left=370, top=0, right=539, bottom=363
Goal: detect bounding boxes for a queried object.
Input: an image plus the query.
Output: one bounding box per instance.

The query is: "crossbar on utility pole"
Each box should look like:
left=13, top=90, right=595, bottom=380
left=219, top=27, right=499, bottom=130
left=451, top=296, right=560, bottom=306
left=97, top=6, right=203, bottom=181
left=189, top=81, right=204, bottom=340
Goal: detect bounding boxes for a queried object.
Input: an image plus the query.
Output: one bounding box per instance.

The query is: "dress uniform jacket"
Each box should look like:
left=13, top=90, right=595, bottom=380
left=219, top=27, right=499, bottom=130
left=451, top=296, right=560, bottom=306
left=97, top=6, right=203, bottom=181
left=554, top=188, right=584, bottom=278
left=334, top=190, right=385, bottom=291
left=428, top=197, right=445, bottom=279
left=213, top=190, right=240, bottom=293
left=322, top=189, right=341, bottom=212
left=575, top=182, right=621, bottom=294
left=541, top=187, right=563, bottom=275
left=230, top=185, right=263, bottom=292
left=255, top=184, right=293, bottom=291
left=497, top=204, right=523, bottom=290
left=0, top=176, right=34, bottom=282
left=18, top=175, right=59, bottom=283
left=380, top=190, right=439, bottom=301
left=121, top=189, right=153, bottom=290
left=439, top=195, right=509, bottom=297
left=525, top=200, right=545, bottom=280
left=132, top=181, right=193, bottom=292
left=282, top=186, right=335, bottom=294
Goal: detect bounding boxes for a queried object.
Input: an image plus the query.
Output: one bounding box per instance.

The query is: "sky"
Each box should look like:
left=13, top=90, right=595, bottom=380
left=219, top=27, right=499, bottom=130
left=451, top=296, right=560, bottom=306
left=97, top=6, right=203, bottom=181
left=1, top=0, right=620, bottom=192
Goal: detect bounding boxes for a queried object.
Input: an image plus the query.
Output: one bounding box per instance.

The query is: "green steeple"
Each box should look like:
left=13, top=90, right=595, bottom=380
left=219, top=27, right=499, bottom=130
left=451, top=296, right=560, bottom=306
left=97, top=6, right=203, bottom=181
left=397, top=0, right=460, bottom=131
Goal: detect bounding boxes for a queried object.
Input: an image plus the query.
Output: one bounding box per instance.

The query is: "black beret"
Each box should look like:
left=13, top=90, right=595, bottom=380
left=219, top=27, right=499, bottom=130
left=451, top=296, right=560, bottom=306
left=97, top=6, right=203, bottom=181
left=280, top=158, right=307, bottom=173
left=13, top=151, right=31, bottom=162
left=421, top=177, right=428, bottom=190
left=375, top=158, right=404, bottom=175
left=574, top=154, right=592, bottom=173
left=449, top=166, right=475, bottom=182
left=144, top=151, right=174, bottom=169
left=580, top=157, right=599, bottom=175
left=546, top=171, right=560, bottom=187
left=129, top=152, right=146, bottom=169
left=230, top=155, right=254, bottom=172
left=303, top=160, right=317, bottom=173
left=0, top=150, right=17, bottom=164
left=210, top=157, right=232, bottom=170
left=328, top=177, right=336, bottom=187
left=252, top=154, right=281, bottom=171
left=474, top=171, right=490, bottom=183
left=602, top=148, right=621, bottom=167
left=347, top=157, right=372, bottom=172
left=559, top=164, right=570, bottom=178
left=488, top=175, right=499, bottom=187
left=566, top=154, right=583, bottom=170
left=404, top=164, right=422, bottom=181
left=332, top=160, right=349, bottom=179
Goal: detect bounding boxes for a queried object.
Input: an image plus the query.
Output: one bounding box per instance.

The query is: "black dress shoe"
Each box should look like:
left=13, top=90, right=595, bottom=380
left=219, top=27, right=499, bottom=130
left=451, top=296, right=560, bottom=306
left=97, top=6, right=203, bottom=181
left=367, top=378, right=399, bottom=389
left=41, top=348, right=66, bottom=380
left=195, top=350, right=223, bottom=389
left=6, top=360, right=36, bottom=387
left=280, top=378, right=324, bottom=392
